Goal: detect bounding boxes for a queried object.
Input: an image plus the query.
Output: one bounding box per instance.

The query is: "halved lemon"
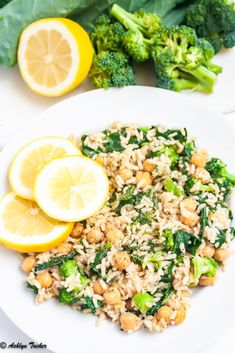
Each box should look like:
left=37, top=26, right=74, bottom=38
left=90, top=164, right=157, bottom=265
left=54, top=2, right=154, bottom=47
left=18, top=18, right=93, bottom=97
left=9, top=136, right=81, bottom=200
left=0, top=192, right=74, bottom=252
left=34, top=156, right=109, bottom=222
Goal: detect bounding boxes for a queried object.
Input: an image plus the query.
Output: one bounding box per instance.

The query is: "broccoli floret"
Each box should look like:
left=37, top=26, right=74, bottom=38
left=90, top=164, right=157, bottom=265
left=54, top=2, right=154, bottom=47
left=185, top=0, right=235, bottom=53
left=89, top=51, right=135, bottom=88
left=163, top=229, right=174, bottom=248
left=89, top=15, right=135, bottom=88
left=152, top=25, right=222, bottom=93
left=59, top=260, right=78, bottom=278
left=90, top=15, right=125, bottom=52
left=58, top=288, right=74, bottom=305
left=206, top=158, right=235, bottom=185
left=184, top=176, right=214, bottom=195
left=111, top=4, right=161, bottom=62
left=152, top=145, right=179, bottom=166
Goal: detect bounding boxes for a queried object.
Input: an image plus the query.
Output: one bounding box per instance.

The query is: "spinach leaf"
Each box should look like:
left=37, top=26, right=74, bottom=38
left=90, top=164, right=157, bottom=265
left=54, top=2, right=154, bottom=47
left=115, top=186, right=136, bottom=214
left=133, top=211, right=154, bottom=225
left=130, top=254, right=143, bottom=265
left=214, top=229, right=227, bottom=248
left=160, top=260, right=175, bottom=283
left=156, top=127, right=187, bottom=143
left=147, top=286, right=174, bottom=316
left=70, top=0, right=149, bottom=29
left=90, top=243, right=111, bottom=276
left=81, top=296, right=103, bottom=313
left=0, top=0, right=11, bottom=9
left=142, top=0, right=188, bottom=18
left=0, top=0, right=94, bottom=66
left=26, top=283, right=38, bottom=295
left=106, top=132, right=125, bottom=152
left=81, top=135, right=101, bottom=157
left=200, top=207, right=208, bottom=237
left=173, top=230, right=202, bottom=256
left=35, top=251, right=78, bottom=271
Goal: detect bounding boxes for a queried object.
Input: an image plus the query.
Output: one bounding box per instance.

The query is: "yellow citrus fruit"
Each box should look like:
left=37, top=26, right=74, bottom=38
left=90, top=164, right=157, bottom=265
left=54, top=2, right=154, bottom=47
left=18, top=18, right=93, bottom=97
left=0, top=192, right=74, bottom=253
left=34, top=156, right=109, bottom=222
left=9, top=136, right=81, bottom=200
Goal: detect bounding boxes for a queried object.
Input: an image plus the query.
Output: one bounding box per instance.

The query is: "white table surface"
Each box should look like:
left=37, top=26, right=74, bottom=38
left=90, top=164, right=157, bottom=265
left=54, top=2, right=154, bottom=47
left=0, top=62, right=235, bottom=353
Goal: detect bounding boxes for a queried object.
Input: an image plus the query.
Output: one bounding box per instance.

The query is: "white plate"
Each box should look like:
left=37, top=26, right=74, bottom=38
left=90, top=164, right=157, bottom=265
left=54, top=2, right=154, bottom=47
left=0, top=86, right=235, bottom=353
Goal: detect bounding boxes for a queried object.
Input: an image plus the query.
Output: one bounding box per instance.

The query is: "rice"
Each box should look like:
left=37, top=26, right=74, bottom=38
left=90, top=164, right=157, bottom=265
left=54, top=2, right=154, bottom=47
left=23, top=122, right=234, bottom=333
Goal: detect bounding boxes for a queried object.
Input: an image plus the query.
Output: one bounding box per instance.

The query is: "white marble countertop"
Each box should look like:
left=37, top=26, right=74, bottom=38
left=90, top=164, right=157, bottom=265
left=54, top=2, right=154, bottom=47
left=0, top=62, right=235, bottom=353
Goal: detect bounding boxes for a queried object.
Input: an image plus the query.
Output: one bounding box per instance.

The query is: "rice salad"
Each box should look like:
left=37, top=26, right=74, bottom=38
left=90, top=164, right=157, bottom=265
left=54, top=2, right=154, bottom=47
left=22, top=122, right=235, bottom=333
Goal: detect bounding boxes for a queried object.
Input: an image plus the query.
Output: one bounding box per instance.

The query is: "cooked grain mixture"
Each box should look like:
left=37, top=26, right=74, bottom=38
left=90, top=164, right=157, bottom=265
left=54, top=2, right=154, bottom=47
left=23, top=122, right=235, bottom=333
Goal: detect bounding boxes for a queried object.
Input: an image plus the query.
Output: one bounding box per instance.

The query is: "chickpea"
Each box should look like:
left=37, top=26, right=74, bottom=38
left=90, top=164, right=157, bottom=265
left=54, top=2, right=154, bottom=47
left=36, top=271, right=52, bottom=288
left=106, top=229, right=124, bottom=244
left=96, top=155, right=104, bottom=165
left=57, top=242, right=73, bottom=254
left=199, top=276, right=216, bottom=286
left=136, top=171, right=152, bottom=189
left=214, top=248, right=229, bottom=262
left=114, top=252, right=131, bottom=270
left=71, top=222, right=84, bottom=238
left=181, top=198, right=197, bottom=212
left=180, top=212, right=199, bottom=227
left=86, top=228, right=103, bottom=244
left=190, top=149, right=208, bottom=168
left=118, top=168, right=133, bottom=182
left=202, top=244, right=215, bottom=258
left=103, top=287, right=121, bottom=305
left=156, top=305, right=173, bottom=324
left=194, top=167, right=211, bottom=184
left=93, top=280, right=105, bottom=295
left=143, top=159, right=155, bottom=172
left=120, top=312, right=140, bottom=332
left=21, top=256, right=36, bottom=273
left=174, top=307, right=186, bottom=324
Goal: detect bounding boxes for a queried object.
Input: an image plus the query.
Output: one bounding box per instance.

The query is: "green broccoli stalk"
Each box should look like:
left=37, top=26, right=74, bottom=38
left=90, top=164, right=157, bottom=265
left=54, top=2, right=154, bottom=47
left=152, top=25, right=222, bottom=93
left=133, top=292, right=155, bottom=313
left=165, top=178, right=182, bottom=196
left=185, top=0, right=235, bottom=53
left=206, top=158, right=235, bottom=185
left=89, top=15, right=135, bottom=88
left=111, top=3, right=161, bottom=62
left=191, top=256, right=219, bottom=284
left=184, top=176, right=214, bottom=195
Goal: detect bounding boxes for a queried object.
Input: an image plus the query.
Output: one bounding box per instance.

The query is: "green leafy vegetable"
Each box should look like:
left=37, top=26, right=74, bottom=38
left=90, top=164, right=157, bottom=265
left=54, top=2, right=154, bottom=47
left=35, top=251, right=78, bottom=271
left=90, top=243, right=111, bottom=276
left=173, top=230, right=202, bottom=255
left=0, top=0, right=93, bottom=66
left=58, top=288, right=75, bottom=305
left=26, top=283, right=38, bottom=295
left=106, top=131, right=125, bottom=152
left=81, top=296, right=104, bottom=313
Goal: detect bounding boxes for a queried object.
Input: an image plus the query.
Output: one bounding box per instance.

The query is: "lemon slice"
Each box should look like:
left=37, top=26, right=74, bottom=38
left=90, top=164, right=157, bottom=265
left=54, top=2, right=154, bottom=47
left=34, top=156, right=109, bottom=222
left=18, top=18, right=93, bottom=97
left=9, top=136, right=81, bottom=200
left=0, top=192, right=73, bottom=253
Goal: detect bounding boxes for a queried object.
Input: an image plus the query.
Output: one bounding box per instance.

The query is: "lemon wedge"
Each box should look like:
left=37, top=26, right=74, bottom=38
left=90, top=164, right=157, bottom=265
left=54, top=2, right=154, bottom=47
left=0, top=192, right=73, bottom=253
left=9, top=136, right=81, bottom=200
left=18, top=18, right=93, bottom=97
left=34, top=156, right=109, bottom=222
